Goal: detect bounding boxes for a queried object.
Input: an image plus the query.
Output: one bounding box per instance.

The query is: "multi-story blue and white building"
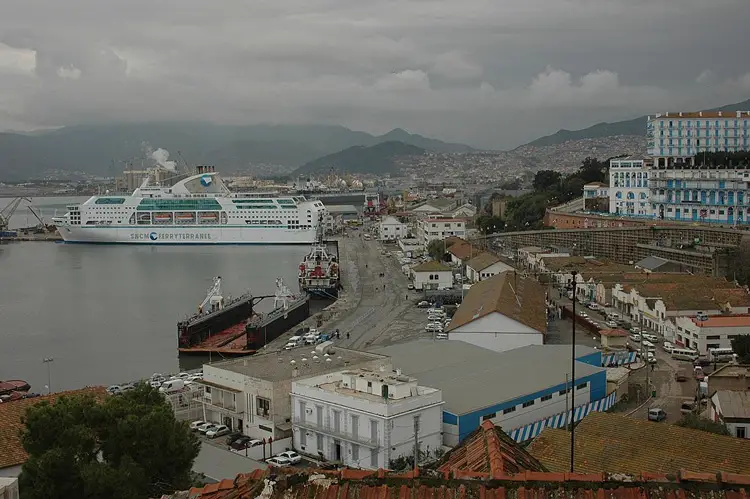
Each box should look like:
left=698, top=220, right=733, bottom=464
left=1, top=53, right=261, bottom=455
left=608, top=158, right=651, bottom=217
left=603, top=110, right=750, bottom=225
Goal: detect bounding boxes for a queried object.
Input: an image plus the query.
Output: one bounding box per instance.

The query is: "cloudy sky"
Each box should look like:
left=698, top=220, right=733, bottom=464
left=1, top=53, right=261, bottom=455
left=1, top=0, right=750, bottom=149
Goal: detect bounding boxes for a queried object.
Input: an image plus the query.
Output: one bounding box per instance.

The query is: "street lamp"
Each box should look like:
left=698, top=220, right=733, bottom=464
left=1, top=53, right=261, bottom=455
left=42, top=357, right=54, bottom=394
left=565, top=271, right=578, bottom=473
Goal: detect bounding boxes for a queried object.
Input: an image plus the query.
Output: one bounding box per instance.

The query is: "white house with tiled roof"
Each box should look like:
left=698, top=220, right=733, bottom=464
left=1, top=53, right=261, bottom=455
left=447, top=272, right=547, bottom=353
left=465, top=252, right=514, bottom=283
left=411, top=261, right=453, bottom=290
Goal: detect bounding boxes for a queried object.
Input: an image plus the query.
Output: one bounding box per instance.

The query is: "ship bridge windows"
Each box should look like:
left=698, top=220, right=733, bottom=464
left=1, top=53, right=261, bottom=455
left=137, top=199, right=221, bottom=211
left=95, top=197, right=126, bottom=205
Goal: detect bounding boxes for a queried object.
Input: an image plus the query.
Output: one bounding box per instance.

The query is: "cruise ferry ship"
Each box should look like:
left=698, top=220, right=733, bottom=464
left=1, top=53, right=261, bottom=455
left=53, top=166, right=328, bottom=244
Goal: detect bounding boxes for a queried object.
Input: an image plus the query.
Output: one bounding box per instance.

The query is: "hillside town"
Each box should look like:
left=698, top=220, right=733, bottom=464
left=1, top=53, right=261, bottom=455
left=2, top=111, right=750, bottom=499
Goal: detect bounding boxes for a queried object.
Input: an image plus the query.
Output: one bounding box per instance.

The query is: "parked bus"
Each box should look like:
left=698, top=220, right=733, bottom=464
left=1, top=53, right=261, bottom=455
left=671, top=348, right=699, bottom=362
left=707, top=347, right=737, bottom=363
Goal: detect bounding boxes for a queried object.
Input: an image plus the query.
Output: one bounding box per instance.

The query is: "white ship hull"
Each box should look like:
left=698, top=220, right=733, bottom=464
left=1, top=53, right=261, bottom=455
left=56, top=225, right=318, bottom=244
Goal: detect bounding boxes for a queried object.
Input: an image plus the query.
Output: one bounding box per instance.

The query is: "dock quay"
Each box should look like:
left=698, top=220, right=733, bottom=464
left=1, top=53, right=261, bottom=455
left=0, top=231, right=62, bottom=242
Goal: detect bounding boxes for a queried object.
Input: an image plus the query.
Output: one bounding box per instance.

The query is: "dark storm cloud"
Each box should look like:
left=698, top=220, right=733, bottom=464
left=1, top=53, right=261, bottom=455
left=1, top=0, right=749, bottom=148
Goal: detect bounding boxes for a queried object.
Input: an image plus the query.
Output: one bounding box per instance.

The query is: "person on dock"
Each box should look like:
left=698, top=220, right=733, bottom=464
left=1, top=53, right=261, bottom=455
left=346, top=332, right=350, bottom=340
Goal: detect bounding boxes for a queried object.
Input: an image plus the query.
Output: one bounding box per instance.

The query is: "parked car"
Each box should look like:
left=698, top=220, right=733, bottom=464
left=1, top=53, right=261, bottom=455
left=648, top=408, right=667, bottom=422
left=276, top=451, right=302, bottom=464
left=266, top=456, right=291, bottom=467
left=427, top=315, right=445, bottom=322
left=435, top=333, right=449, bottom=340
left=629, top=334, right=641, bottom=343
left=206, top=425, right=231, bottom=439
left=642, top=333, right=659, bottom=343
left=407, top=283, right=415, bottom=290
left=225, top=432, right=244, bottom=445
left=230, top=436, right=252, bottom=450
left=417, top=301, right=430, bottom=308
left=425, top=324, right=444, bottom=333
left=579, top=311, right=588, bottom=318
left=197, top=423, right=217, bottom=434
left=303, top=333, right=320, bottom=345
left=607, top=321, right=618, bottom=328
left=681, top=401, right=697, bottom=414
left=674, top=371, right=688, bottom=382
left=662, top=341, right=675, bottom=354
left=106, top=385, right=122, bottom=395
left=190, top=420, right=207, bottom=431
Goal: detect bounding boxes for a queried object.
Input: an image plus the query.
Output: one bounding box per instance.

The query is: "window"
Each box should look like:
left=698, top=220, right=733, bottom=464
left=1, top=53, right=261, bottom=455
left=351, top=415, right=359, bottom=437
left=576, top=382, right=588, bottom=390
left=316, top=432, right=324, bottom=450
left=558, top=388, right=569, bottom=396
left=541, top=394, right=552, bottom=402
left=256, top=397, right=271, bottom=418
left=482, top=413, right=495, bottom=421
left=300, top=429, right=307, bottom=447
left=370, top=447, right=378, bottom=467
left=737, top=426, right=746, bottom=439
left=351, top=443, right=360, bottom=462
left=522, top=400, right=535, bottom=408
left=502, top=406, right=516, bottom=415
left=706, top=335, right=721, bottom=340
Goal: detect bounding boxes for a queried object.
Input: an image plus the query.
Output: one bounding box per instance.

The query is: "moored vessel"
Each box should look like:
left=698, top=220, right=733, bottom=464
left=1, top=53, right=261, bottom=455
left=177, top=277, right=254, bottom=349
left=52, top=166, right=328, bottom=244
left=298, top=236, right=340, bottom=299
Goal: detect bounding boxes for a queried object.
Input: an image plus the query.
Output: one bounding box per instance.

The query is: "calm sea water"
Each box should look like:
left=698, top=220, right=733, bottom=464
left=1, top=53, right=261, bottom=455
left=0, top=197, right=312, bottom=392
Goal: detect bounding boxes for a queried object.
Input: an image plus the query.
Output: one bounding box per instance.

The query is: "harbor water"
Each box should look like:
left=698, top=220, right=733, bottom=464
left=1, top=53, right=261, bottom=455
left=0, top=198, right=318, bottom=392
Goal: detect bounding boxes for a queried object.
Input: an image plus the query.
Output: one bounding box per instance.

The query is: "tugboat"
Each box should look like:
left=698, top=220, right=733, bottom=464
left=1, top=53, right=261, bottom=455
left=298, top=236, right=340, bottom=299
left=177, top=277, right=254, bottom=349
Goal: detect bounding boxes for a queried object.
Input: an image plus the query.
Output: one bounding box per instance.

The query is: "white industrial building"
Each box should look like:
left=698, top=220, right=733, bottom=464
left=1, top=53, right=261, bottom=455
left=446, top=272, right=547, bottom=353
left=198, top=345, right=390, bottom=441
left=411, top=261, right=453, bottom=290
left=397, top=238, right=423, bottom=258
left=372, top=340, right=608, bottom=446
left=415, top=217, right=466, bottom=248
left=673, top=315, right=750, bottom=355
left=378, top=216, right=408, bottom=241
left=465, top=252, right=514, bottom=283
left=291, top=368, right=444, bottom=469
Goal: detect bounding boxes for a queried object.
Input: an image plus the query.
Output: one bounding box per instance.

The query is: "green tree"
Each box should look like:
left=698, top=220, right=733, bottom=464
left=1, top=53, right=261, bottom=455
left=532, top=170, right=562, bottom=193
left=426, top=239, right=448, bottom=261
left=731, top=334, right=750, bottom=363
left=675, top=413, right=730, bottom=435
left=20, top=384, right=200, bottom=499
left=476, top=215, right=505, bottom=235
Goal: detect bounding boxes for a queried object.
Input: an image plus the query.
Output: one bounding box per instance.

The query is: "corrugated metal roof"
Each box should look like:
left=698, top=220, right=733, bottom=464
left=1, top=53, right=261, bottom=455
left=715, top=390, right=750, bottom=419
left=370, top=340, right=602, bottom=415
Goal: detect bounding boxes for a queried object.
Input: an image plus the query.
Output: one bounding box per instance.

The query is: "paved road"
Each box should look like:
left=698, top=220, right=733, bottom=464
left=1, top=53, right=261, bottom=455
left=193, top=442, right=264, bottom=480
left=331, top=226, right=427, bottom=350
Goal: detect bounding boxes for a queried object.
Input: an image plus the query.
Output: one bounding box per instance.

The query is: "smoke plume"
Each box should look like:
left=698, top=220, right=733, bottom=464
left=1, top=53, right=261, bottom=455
left=151, top=148, right=177, bottom=171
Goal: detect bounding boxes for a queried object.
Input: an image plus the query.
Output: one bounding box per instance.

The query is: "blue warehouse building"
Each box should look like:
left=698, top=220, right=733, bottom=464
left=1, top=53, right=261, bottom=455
left=373, top=340, right=610, bottom=446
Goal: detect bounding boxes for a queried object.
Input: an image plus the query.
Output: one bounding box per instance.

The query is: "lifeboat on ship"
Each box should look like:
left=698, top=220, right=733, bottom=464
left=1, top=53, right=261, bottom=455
left=299, top=263, right=306, bottom=277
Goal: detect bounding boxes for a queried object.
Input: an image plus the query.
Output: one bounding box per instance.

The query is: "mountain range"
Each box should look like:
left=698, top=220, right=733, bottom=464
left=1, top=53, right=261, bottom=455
left=294, top=141, right=426, bottom=176
left=520, top=98, right=750, bottom=149
left=0, top=123, right=472, bottom=181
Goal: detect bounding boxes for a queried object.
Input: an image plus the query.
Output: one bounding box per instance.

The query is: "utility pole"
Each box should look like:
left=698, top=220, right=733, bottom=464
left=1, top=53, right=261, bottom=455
left=564, top=373, right=569, bottom=431
left=413, top=415, right=420, bottom=470
left=570, top=270, right=578, bottom=473
left=42, top=357, right=54, bottom=394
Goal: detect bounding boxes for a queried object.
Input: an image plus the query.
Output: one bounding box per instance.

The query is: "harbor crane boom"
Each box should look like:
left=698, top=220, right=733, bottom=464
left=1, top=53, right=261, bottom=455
left=0, top=197, right=31, bottom=230
left=198, top=276, right=224, bottom=314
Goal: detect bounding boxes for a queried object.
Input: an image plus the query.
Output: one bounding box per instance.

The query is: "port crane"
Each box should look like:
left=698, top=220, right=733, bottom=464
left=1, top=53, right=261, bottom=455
left=198, top=276, right=225, bottom=314
left=0, top=197, right=31, bottom=231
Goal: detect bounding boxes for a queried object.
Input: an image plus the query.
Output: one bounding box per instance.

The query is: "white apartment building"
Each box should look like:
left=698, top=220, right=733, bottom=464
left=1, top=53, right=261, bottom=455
left=411, top=261, right=453, bottom=290
left=198, top=346, right=390, bottom=441
left=291, top=368, right=444, bottom=469
left=608, top=158, right=651, bottom=216
left=673, top=315, right=750, bottom=355
left=645, top=111, right=750, bottom=225
left=415, top=217, right=466, bottom=248
left=647, top=111, right=750, bottom=159
left=378, top=216, right=408, bottom=241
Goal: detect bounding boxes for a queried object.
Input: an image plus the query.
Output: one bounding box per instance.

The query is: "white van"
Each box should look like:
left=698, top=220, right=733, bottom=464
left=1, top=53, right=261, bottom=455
left=671, top=348, right=699, bottom=362
left=641, top=340, right=656, bottom=353
left=159, top=379, right=184, bottom=394
left=284, top=336, right=303, bottom=350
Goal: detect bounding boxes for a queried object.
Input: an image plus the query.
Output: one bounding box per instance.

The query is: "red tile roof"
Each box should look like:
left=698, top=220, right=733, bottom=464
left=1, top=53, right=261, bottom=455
left=0, top=386, right=108, bottom=469
left=159, top=467, right=750, bottom=499
left=691, top=315, right=750, bottom=328
left=437, top=420, right=547, bottom=477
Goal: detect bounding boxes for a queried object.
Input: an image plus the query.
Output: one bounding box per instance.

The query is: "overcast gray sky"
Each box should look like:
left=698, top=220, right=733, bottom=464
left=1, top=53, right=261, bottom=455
left=1, top=0, right=749, bottom=149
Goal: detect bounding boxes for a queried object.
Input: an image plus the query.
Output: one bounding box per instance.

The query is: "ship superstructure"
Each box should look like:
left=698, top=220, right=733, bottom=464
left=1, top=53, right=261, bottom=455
left=52, top=166, right=328, bottom=244
left=298, top=239, right=340, bottom=299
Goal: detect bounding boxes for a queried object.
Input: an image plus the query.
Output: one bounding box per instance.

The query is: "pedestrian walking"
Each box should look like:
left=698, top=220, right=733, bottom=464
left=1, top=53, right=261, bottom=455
left=346, top=332, right=350, bottom=340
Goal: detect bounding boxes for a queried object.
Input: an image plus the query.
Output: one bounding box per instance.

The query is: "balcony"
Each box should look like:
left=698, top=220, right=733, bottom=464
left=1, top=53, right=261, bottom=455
left=292, top=417, right=379, bottom=448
